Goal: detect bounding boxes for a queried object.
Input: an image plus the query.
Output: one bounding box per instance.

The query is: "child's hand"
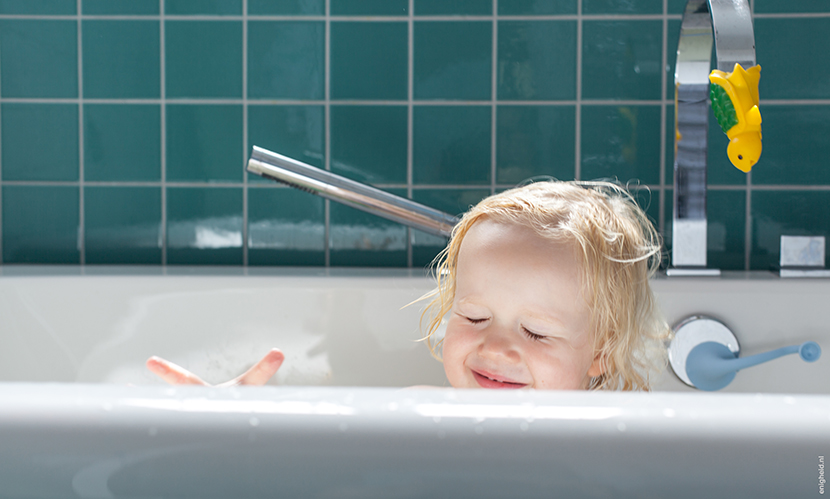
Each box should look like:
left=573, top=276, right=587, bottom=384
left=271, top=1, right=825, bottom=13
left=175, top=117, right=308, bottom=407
left=145, top=348, right=285, bottom=386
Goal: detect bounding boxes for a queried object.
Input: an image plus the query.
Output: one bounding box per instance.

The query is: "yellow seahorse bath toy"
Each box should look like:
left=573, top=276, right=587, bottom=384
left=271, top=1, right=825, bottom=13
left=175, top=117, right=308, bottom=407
left=709, top=63, right=762, bottom=172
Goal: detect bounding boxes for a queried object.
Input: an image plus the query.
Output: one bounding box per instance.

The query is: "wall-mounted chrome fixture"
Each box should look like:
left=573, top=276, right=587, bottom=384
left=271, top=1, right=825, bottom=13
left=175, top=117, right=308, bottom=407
left=779, top=236, right=830, bottom=278
left=247, top=146, right=459, bottom=239
left=669, top=0, right=761, bottom=276
left=669, top=316, right=821, bottom=391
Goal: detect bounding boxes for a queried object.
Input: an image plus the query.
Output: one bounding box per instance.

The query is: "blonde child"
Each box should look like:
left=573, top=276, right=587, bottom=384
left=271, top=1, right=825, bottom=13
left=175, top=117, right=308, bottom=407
left=147, top=180, right=670, bottom=391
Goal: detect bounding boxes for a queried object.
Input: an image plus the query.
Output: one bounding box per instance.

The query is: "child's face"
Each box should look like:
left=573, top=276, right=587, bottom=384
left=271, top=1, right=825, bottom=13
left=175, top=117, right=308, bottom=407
left=442, top=219, right=603, bottom=390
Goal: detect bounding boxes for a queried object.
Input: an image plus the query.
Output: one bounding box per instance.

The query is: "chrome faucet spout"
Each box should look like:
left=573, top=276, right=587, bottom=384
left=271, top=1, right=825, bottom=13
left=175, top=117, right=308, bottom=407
left=669, top=0, right=757, bottom=276
left=247, top=146, right=459, bottom=239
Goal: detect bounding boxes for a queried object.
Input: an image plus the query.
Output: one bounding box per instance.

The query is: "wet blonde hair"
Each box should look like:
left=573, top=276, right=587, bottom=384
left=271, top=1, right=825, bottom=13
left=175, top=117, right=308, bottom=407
left=420, top=180, right=671, bottom=391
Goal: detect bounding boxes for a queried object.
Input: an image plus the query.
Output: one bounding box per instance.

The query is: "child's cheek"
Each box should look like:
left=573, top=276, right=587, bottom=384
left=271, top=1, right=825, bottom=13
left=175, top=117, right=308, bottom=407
left=441, top=323, right=476, bottom=384
left=530, top=350, right=594, bottom=390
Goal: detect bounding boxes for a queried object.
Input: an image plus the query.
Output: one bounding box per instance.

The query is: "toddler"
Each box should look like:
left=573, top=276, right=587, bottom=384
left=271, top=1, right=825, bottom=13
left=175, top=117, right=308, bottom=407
left=148, top=180, right=670, bottom=391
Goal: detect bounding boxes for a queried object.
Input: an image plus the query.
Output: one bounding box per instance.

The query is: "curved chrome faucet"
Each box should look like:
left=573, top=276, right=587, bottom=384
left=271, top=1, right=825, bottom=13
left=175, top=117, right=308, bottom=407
left=669, top=0, right=758, bottom=276
left=247, top=146, right=459, bottom=238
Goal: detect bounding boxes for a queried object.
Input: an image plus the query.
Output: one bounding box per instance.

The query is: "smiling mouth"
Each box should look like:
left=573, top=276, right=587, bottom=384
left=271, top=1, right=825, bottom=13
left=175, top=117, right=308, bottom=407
left=471, top=370, right=527, bottom=389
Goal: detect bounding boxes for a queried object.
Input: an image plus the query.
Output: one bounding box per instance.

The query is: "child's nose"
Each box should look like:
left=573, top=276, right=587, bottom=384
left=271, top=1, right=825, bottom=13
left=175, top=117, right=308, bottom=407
left=478, top=326, right=521, bottom=362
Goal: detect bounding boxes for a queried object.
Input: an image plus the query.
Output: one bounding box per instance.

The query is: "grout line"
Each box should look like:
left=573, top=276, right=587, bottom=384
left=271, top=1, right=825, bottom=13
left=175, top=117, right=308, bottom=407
left=323, top=0, right=331, bottom=267
left=8, top=179, right=830, bottom=191
left=0, top=14, right=696, bottom=21
left=242, top=0, right=248, bottom=266
left=77, top=0, right=85, bottom=265
left=6, top=12, right=828, bottom=21
left=6, top=97, right=828, bottom=106
left=160, top=0, right=167, bottom=265
left=490, top=0, right=497, bottom=195
left=406, top=0, right=414, bottom=268
left=753, top=12, right=830, bottom=18
left=574, top=0, right=582, bottom=180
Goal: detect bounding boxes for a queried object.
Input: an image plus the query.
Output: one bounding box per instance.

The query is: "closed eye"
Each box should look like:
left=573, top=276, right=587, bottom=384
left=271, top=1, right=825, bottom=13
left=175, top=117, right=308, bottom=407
left=466, top=317, right=488, bottom=324
left=522, top=326, right=546, bottom=341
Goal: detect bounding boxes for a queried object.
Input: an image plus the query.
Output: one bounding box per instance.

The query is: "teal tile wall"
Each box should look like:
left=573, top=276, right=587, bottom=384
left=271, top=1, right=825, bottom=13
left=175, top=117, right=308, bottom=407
left=1, top=0, right=829, bottom=271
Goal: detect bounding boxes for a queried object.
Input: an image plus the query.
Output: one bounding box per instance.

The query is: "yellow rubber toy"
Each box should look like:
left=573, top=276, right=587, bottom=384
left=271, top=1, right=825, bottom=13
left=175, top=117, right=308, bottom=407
left=709, top=63, right=762, bottom=173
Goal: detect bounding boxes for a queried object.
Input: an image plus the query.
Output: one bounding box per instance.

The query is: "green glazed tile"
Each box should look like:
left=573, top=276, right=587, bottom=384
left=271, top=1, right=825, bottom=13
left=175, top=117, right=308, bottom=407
left=415, top=0, right=492, bottom=15
left=83, top=0, right=159, bottom=15
left=249, top=0, right=324, bottom=15
left=0, top=0, right=75, bottom=14
left=415, top=21, right=491, bottom=101
left=580, top=105, right=661, bottom=184
left=165, top=0, right=242, bottom=15
left=2, top=103, right=78, bottom=181
left=84, top=104, right=161, bottom=182
left=2, top=186, right=79, bottom=264
left=750, top=105, right=830, bottom=185
left=751, top=191, right=830, bottom=271
left=755, top=18, right=830, bottom=99
left=166, top=187, right=243, bottom=265
left=331, top=0, right=408, bottom=15
left=668, top=0, right=686, bottom=14
left=248, top=21, right=324, bottom=100
left=756, top=1, right=830, bottom=13
left=413, top=188, right=488, bottom=220
left=582, top=21, right=662, bottom=100
left=330, top=105, right=407, bottom=184
left=329, top=188, right=407, bottom=267
left=330, top=22, right=407, bottom=100
left=84, top=187, right=162, bottom=264
left=165, top=21, right=242, bottom=98
left=497, top=105, right=575, bottom=184
left=410, top=188, right=489, bottom=268
left=248, top=187, right=325, bottom=266
left=166, top=104, right=244, bottom=182
left=498, top=20, right=577, bottom=101
left=0, top=20, right=77, bottom=98
left=247, top=105, right=324, bottom=184
left=583, top=0, right=661, bottom=14
left=83, top=20, right=160, bottom=99
left=413, top=106, right=491, bottom=185
left=498, top=0, right=576, bottom=15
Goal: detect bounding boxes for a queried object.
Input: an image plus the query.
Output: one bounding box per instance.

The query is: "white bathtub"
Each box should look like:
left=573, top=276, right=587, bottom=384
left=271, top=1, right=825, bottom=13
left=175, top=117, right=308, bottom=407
left=0, top=266, right=828, bottom=498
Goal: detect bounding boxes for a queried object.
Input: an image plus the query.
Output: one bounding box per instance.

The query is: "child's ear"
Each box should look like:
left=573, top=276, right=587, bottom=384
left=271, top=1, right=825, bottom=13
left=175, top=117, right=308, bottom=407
left=587, top=352, right=606, bottom=378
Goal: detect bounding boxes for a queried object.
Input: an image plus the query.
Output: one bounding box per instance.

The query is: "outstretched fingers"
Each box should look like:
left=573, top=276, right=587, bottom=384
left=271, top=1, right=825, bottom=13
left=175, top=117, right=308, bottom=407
left=229, top=348, right=285, bottom=386
left=145, top=356, right=209, bottom=386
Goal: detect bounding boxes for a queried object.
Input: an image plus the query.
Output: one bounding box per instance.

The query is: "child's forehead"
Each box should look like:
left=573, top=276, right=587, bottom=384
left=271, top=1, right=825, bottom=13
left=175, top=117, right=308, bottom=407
left=460, top=218, right=576, bottom=258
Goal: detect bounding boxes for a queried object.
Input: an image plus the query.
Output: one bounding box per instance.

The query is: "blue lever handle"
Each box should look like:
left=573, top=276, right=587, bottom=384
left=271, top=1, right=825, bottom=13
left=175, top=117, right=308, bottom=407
left=686, top=341, right=821, bottom=391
